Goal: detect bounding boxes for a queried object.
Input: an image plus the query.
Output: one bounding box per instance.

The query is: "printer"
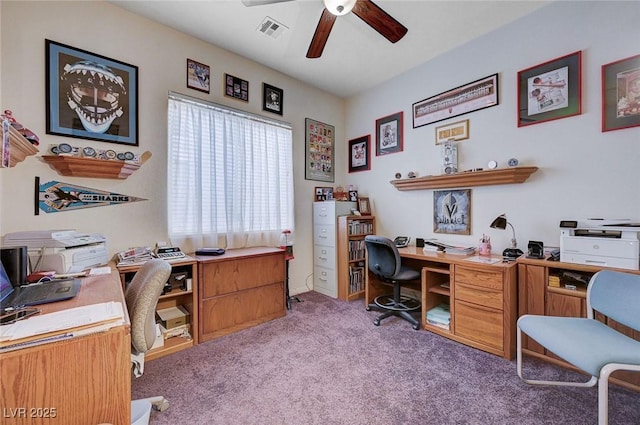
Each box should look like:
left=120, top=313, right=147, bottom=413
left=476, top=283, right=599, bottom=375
left=560, top=219, right=640, bottom=270
left=2, top=230, right=108, bottom=274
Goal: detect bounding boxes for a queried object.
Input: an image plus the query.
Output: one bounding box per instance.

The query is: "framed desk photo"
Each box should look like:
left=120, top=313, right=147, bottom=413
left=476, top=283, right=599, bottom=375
left=305, top=118, right=334, bottom=182
left=45, top=39, right=138, bottom=146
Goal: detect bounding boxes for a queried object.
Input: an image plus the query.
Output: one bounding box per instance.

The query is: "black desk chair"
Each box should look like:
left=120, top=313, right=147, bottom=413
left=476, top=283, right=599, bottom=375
left=364, top=235, right=421, bottom=330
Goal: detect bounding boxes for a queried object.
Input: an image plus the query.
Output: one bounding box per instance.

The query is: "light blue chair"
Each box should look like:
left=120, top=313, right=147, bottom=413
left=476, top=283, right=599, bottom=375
left=517, top=270, right=640, bottom=425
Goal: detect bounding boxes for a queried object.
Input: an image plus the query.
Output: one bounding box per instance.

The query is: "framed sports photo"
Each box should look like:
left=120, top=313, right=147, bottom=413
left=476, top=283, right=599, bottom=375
left=433, top=189, right=471, bottom=235
left=517, top=51, right=582, bottom=127
left=375, top=112, right=403, bottom=156
left=305, top=118, right=334, bottom=182
left=602, top=54, right=640, bottom=132
left=45, top=39, right=138, bottom=146
left=225, top=73, right=249, bottom=102
left=187, top=59, right=210, bottom=94
left=348, top=135, right=370, bottom=173
left=262, top=83, right=283, bottom=115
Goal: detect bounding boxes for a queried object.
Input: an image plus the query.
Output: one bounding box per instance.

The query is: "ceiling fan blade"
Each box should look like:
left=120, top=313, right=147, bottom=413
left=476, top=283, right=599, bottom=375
left=241, top=0, right=295, bottom=7
left=352, top=0, right=407, bottom=43
left=306, top=9, right=337, bottom=59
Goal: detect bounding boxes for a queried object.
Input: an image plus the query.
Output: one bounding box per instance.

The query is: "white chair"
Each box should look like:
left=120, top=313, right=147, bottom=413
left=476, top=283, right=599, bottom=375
left=125, top=259, right=172, bottom=424
left=517, top=270, right=640, bottom=425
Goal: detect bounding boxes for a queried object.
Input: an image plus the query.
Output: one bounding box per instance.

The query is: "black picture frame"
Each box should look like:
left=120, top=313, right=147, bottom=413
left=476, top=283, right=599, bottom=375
left=601, top=54, right=640, bottom=132
left=45, top=39, right=139, bottom=146
left=262, top=83, right=283, bottom=116
left=224, top=73, right=249, bottom=102
left=375, top=112, right=403, bottom=156
left=413, top=74, right=498, bottom=128
left=187, top=58, right=210, bottom=94
left=517, top=51, right=582, bottom=127
left=348, top=135, right=371, bottom=173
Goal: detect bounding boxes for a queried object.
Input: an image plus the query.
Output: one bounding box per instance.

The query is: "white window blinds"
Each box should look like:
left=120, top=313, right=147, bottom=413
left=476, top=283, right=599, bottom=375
left=167, top=92, right=294, bottom=252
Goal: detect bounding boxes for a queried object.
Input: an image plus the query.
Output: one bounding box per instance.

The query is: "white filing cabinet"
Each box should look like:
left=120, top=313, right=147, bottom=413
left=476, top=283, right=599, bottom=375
left=313, top=201, right=356, bottom=298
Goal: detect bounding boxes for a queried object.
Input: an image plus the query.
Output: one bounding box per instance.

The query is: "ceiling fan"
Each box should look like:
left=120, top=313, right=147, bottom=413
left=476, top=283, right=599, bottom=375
left=241, top=0, right=408, bottom=58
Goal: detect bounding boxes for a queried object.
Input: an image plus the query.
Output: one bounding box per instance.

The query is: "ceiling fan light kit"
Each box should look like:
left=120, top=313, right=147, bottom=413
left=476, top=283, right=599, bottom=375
left=323, top=0, right=357, bottom=16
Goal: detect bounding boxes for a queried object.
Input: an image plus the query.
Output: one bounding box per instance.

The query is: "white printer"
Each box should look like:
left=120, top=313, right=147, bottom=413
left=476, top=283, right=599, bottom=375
left=560, top=219, right=640, bottom=270
left=2, top=230, right=108, bottom=273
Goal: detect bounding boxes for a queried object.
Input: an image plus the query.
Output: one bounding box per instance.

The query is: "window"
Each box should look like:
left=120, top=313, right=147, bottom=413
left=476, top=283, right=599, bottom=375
left=167, top=92, right=293, bottom=251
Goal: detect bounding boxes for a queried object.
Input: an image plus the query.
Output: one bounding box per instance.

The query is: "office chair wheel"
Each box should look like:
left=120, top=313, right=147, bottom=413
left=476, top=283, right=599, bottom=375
left=373, top=318, right=381, bottom=326
left=412, top=323, right=420, bottom=330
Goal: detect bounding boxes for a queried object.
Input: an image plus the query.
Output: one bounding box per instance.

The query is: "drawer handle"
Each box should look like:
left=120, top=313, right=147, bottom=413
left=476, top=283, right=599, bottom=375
left=319, top=256, right=327, bottom=261
left=319, top=235, right=327, bottom=239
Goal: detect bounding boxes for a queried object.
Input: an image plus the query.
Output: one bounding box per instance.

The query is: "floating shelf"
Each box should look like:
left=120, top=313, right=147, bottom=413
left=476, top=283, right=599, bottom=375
left=390, top=166, right=538, bottom=191
left=4, top=125, right=39, bottom=167
left=40, top=151, right=151, bottom=179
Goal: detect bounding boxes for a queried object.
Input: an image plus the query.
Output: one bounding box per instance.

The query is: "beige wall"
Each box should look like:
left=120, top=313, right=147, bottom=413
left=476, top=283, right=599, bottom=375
left=0, top=1, right=345, bottom=295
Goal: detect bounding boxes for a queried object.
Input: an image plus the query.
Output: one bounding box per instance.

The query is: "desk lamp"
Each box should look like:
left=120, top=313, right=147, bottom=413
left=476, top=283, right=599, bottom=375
left=490, top=214, right=524, bottom=259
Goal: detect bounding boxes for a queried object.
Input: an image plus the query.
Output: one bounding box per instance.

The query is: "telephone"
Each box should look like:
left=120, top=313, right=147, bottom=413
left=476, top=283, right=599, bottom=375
left=155, top=245, right=185, bottom=260
left=394, top=236, right=410, bottom=248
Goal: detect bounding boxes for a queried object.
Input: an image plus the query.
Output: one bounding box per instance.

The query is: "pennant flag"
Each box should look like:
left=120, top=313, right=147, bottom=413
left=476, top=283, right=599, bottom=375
left=35, top=177, right=146, bottom=214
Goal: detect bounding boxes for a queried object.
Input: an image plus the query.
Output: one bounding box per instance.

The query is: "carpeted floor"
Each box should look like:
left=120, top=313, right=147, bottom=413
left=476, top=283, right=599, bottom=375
left=132, top=291, right=639, bottom=424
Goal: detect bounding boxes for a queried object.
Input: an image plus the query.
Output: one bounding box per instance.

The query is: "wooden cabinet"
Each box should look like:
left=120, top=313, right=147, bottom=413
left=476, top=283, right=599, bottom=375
left=313, top=201, right=356, bottom=298
left=196, top=247, right=285, bottom=342
left=367, top=248, right=517, bottom=359
left=518, top=257, right=640, bottom=390
left=337, top=215, right=375, bottom=301
left=117, top=257, right=198, bottom=360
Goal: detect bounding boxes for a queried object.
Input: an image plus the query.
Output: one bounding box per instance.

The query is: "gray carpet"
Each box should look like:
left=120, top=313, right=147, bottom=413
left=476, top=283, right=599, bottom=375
left=132, top=291, right=640, bottom=424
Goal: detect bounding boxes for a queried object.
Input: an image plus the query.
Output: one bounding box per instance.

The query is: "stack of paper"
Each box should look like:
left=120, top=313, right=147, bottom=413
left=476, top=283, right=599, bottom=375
left=423, top=239, right=476, bottom=255
left=116, top=246, right=154, bottom=266
left=426, top=304, right=451, bottom=330
left=0, top=301, right=125, bottom=352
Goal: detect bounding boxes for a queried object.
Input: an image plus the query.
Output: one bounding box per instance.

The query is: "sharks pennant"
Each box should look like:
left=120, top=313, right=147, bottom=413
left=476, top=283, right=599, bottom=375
left=35, top=177, right=146, bottom=214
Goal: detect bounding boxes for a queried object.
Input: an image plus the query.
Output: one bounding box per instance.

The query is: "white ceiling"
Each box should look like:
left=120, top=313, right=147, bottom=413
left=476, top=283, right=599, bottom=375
left=110, top=0, right=551, bottom=98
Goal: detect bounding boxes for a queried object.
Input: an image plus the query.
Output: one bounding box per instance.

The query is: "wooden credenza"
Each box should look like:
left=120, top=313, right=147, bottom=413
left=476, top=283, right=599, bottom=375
left=0, top=270, right=130, bottom=425
left=196, top=247, right=286, bottom=342
left=518, top=257, right=640, bottom=391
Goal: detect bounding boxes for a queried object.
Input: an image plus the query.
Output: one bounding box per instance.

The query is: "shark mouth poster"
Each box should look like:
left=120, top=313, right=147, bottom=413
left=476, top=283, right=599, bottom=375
left=35, top=177, right=146, bottom=214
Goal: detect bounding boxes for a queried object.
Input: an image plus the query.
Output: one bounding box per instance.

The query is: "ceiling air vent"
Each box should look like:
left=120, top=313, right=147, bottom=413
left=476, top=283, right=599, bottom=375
left=257, top=16, right=288, bottom=39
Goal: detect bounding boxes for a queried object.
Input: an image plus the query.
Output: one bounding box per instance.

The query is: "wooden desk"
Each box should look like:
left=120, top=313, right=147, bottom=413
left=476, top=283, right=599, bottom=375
left=366, top=247, right=517, bottom=359
left=518, top=257, right=640, bottom=391
left=0, top=271, right=131, bottom=425
left=195, top=247, right=285, bottom=342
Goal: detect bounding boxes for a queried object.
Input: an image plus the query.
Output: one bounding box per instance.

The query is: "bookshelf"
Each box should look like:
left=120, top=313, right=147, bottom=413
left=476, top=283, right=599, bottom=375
left=337, top=215, right=376, bottom=301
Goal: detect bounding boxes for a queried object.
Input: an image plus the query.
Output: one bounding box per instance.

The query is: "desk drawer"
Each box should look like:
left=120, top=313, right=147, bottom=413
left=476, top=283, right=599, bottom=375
left=314, top=245, right=336, bottom=268
left=454, top=299, right=503, bottom=350
left=314, top=224, right=335, bottom=246
left=455, top=266, right=503, bottom=291
left=314, top=265, right=337, bottom=298
left=456, top=283, right=503, bottom=310
left=200, top=254, right=285, bottom=298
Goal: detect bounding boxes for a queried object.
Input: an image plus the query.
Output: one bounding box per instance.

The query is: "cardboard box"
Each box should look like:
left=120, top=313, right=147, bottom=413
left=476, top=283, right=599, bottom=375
left=156, top=305, right=190, bottom=329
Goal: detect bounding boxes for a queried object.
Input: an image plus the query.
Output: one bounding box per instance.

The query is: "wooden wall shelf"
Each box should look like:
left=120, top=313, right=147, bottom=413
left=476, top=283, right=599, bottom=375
left=5, top=125, right=39, bottom=167
left=41, top=151, right=151, bottom=179
left=390, top=166, right=538, bottom=191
